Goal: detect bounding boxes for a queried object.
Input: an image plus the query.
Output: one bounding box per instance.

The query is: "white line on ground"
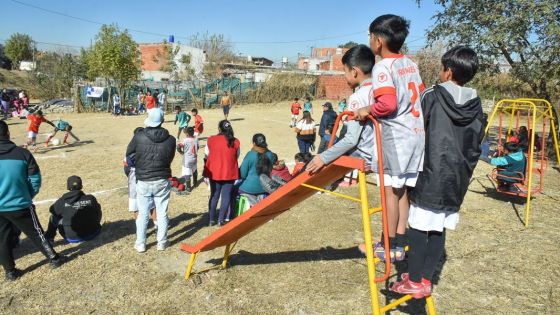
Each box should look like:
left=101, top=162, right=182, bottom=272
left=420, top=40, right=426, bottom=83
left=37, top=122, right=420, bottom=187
left=34, top=152, right=66, bottom=160
left=34, top=186, right=127, bottom=205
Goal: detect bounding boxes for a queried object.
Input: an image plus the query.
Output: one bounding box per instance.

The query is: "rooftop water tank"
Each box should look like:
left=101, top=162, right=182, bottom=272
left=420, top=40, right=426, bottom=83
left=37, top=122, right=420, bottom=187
left=169, top=35, right=174, bottom=43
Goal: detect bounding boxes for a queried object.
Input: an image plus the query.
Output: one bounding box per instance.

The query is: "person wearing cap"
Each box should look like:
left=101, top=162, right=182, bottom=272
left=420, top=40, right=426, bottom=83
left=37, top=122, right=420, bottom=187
left=125, top=108, right=175, bottom=252
left=0, top=120, right=64, bottom=281
left=318, top=102, right=338, bottom=154
left=238, top=133, right=278, bottom=205
left=44, top=176, right=102, bottom=243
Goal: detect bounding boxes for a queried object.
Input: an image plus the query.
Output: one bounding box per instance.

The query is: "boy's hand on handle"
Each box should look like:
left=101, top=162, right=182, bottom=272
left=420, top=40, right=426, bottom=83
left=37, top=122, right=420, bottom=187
left=355, top=107, right=370, bottom=121
left=306, top=155, right=325, bottom=173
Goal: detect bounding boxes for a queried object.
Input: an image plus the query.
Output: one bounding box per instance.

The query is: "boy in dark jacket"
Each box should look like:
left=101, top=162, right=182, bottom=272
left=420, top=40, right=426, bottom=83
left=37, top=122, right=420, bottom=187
left=317, top=102, right=338, bottom=154
left=391, top=46, right=484, bottom=298
left=45, top=176, right=102, bottom=243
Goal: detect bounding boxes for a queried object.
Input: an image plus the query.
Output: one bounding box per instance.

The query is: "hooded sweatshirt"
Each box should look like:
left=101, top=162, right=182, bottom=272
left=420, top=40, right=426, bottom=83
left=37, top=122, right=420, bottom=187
left=125, top=127, right=176, bottom=181
left=49, top=190, right=102, bottom=241
left=0, top=139, right=41, bottom=211
left=409, top=82, right=484, bottom=213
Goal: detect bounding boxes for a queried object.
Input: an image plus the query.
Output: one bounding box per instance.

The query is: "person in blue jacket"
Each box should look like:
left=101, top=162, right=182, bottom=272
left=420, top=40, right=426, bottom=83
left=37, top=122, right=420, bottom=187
left=491, top=141, right=527, bottom=188
left=0, top=120, right=64, bottom=281
left=237, top=133, right=277, bottom=205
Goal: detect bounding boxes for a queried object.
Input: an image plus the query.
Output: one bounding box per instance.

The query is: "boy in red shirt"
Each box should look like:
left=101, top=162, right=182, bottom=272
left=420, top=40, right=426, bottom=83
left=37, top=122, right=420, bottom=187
left=145, top=91, right=156, bottom=112
left=25, top=110, right=55, bottom=151
left=191, top=108, right=204, bottom=148
left=290, top=98, right=302, bottom=127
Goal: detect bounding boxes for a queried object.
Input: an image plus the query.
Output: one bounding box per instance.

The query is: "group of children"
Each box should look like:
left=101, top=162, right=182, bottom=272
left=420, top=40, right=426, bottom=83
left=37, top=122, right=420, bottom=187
left=300, top=14, right=485, bottom=299
left=0, top=89, right=29, bottom=120
left=21, top=110, right=80, bottom=152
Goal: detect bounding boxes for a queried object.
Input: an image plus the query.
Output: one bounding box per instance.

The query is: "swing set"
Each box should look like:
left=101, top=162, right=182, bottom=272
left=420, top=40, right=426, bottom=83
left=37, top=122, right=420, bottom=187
left=484, top=98, right=560, bottom=226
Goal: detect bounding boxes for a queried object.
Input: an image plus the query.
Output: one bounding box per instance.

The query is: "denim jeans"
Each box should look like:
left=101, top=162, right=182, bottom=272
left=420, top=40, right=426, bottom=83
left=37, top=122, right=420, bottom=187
left=297, top=138, right=312, bottom=154
left=209, top=180, right=234, bottom=223
left=135, top=179, right=171, bottom=247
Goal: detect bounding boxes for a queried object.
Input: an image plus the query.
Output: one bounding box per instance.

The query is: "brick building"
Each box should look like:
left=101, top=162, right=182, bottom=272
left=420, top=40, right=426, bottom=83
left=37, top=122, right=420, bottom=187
left=298, top=47, right=349, bottom=72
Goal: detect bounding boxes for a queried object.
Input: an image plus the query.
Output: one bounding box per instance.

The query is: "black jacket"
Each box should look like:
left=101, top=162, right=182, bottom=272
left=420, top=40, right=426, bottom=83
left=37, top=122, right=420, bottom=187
left=319, top=109, right=337, bottom=137
left=49, top=190, right=102, bottom=240
left=126, top=127, right=176, bottom=181
left=409, top=84, right=484, bottom=213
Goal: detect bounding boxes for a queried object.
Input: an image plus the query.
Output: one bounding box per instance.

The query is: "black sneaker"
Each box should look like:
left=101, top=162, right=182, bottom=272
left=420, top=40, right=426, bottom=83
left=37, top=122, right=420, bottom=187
left=218, top=221, right=225, bottom=227
left=5, top=268, right=23, bottom=281
left=209, top=220, right=216, bottom=227
left=49, top=255, right=66, bottom=269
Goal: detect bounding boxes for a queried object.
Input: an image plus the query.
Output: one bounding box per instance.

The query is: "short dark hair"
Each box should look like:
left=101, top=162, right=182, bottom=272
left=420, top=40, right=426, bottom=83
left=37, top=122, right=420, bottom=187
left=185, top=126, right=195, bottom=137
left=0, top=120, right=9, bottom=139
left=175, top=105, right=181, bottom=111
left=36, top=110, right=43, bottom=116
left=504, top=142, right=519, bottom=152
left=369, top=14, right=410, bottom=53
left=441, top=46, right=479, bottom=85
left=341, top=44, right=375, bottom=75
left=191, top=108, right=198, bottom=114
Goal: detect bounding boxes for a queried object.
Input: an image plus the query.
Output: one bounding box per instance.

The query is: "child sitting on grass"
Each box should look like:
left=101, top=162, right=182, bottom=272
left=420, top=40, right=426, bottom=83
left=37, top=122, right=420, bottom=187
left=306, top=45, right=376, bottom=173
left=271, top=154, right=293, bottom=182
left=391, top=46, right=484, bottom=299
left=292, top=152, right=313, bottom=177
left=177, top=127, right=199, bottom=190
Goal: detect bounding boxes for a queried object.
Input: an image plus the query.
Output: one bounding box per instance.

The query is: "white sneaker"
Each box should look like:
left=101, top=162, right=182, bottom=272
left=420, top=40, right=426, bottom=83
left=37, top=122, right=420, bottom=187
left=157, top=243, right=167, bottom=251
left=135, top=243, right=146, bottom=253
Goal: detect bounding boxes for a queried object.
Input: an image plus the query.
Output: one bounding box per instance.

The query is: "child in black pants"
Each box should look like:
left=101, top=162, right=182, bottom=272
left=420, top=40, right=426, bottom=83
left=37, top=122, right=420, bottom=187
left=391, top=46, right=485, bottom=298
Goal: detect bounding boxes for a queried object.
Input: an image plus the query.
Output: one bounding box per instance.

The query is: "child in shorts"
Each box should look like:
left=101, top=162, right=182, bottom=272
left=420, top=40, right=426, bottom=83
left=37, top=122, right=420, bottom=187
left=177, top=127, right=198, bottom=190
left=174, top=106, right=191, bottom=140
left=45, top=119, right=80, bottom=147
left=290, top=98, right=302, bottom=127
left=391, top=46, right=483, bottom=299
left=356, top=15, right=425, bottom=261
left=25, top=110, right=56, bottom=151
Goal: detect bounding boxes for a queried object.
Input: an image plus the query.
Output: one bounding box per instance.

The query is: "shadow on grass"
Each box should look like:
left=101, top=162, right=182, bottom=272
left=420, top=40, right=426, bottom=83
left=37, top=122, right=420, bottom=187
left=40, top=140, right=95, bottom=153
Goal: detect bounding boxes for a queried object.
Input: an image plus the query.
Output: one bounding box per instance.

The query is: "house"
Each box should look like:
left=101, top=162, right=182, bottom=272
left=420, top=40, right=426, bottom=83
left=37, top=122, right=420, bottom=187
left=250, top=57, right=274, bottom=67
left=138, top=43, right=206, bottom=81
left=297, top=47, right=349, bottom=73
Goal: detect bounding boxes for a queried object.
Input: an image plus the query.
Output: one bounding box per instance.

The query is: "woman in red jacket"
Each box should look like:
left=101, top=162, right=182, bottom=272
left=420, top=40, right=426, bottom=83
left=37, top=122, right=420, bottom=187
left=203, top=120, right=240, bottom=226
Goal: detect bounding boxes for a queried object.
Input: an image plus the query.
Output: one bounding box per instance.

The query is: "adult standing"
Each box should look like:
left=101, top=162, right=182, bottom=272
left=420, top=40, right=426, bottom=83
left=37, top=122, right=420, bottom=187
left=126, top=108, right=175, bottom=252
left=137, top=90, right=145, bottom=114
left=1, top=89, right=9, bottom=120
left=294, top=111, right=316, bottom=154
left=203, top=120, right=240, bottom=226
left=220, top=91, right=232, bottom=120
left=157, top=90, right=166, bottom=110
left=318, top=102, right=338, bottom=154
left=112, top=93, right=121, bottom=116
left=153, top=89, right=160, bottom=107
left=0, top=120, right=64, bottom=281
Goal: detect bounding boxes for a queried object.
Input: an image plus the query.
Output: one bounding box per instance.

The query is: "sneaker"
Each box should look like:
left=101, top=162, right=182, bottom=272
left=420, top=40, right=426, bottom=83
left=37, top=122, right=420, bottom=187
left=399, top=273, right=432, bottom=296
left=135, top=243, right=146, bottom=253
left=49, top=255, right=66, bottom=269
left=390, top=278, right=426, bottom=299
left=218, top=221, right=225, bottom=227
left=5, top=268, right=23, bottom=281
left=157, top=243, right=167, bottom=251
left=209, top=220, right=216, bottom=227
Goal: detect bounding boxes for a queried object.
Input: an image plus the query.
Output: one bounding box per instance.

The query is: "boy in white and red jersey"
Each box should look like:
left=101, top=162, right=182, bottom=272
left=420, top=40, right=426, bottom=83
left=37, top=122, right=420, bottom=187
left=357, top=15, right=425, bottom=262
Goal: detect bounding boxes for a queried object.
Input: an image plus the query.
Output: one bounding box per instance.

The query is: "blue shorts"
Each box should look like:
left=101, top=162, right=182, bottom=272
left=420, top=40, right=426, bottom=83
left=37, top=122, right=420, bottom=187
left=223, top=105, right=230, bottom=115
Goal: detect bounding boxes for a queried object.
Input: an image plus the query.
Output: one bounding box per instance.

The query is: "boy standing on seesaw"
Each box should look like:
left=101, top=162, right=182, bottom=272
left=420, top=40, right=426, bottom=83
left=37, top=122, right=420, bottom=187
left=391, top=46, right=483, bottom=298
left=356, top=15, right=425, bottom=262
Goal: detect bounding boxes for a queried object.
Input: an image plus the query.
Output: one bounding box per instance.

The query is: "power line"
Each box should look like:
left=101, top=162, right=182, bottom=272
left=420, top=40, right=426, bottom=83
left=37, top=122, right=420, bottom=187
left=10, top=0, right=364, bottom=45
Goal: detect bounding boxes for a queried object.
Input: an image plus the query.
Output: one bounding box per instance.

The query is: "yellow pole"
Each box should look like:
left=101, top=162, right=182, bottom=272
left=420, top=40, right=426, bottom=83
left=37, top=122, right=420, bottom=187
left=484, top=100, right=502, bottom=136
left=185, top=252, right=198, bottom=281
left=426, top=296, right=437, bottom=315
left=524, top=102, right=537, bottom=227
left=358, top=170, right=380, bottom=315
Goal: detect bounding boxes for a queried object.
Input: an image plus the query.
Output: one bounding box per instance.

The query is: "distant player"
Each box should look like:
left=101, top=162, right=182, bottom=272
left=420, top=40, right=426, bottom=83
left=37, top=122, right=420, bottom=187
left=290, top=98, right=302, bottom=127
left=220, top=91, right=232, bottom=120
left=25, top=110, right=55, bottom=151
left=174, top=106, right=191, bottom=140
left=45, top=119, right=80, bottom=147
left=177, top=127, right=198, bottom=190
left=191, top=108, right=204, bottom=138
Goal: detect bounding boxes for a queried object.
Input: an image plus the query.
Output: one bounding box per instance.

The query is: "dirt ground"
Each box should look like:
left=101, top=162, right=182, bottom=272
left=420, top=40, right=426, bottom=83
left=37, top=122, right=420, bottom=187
left=1, top=101, right=559, bottom=314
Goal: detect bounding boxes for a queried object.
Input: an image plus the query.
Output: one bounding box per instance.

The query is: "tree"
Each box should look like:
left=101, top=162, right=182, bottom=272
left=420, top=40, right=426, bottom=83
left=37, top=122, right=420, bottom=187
left=338, top=41, right=359, bottom=49
left=87, top=24, right=140, bottom=107
left=190, top=32, right=235, bottom=80
left=4, top=33, right=34, bottom=69
left=414, top=43, right=445, bottom=88
left=426, top=0, right=560, bottom=101
left=33, top=51, right=82, bottom=99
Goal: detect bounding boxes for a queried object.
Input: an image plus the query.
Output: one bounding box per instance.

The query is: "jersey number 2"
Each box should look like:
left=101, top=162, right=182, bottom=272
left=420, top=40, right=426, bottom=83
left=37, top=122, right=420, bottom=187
left=408, top=82, right=421, bottom=118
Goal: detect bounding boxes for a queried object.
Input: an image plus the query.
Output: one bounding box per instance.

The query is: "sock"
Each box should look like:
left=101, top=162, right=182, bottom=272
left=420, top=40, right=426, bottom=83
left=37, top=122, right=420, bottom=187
left=396, top=233, right=407, bottom=248
left=63, top=134, right=69, bottom=144
left=45, top=136, right=53, bottom=145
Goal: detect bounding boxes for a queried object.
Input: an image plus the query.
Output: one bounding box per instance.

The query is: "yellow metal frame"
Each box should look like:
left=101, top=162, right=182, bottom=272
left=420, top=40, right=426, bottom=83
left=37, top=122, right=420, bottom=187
left=484, top=98, right=560, bottom=226
left=183, top=172, right=436, bottom=314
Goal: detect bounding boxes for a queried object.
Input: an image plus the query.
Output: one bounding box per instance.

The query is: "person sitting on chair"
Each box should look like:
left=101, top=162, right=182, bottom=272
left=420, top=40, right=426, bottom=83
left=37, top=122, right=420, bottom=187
left=45, top=176, right=102, bottom=244
left=491, top=142, right=526, bottom=189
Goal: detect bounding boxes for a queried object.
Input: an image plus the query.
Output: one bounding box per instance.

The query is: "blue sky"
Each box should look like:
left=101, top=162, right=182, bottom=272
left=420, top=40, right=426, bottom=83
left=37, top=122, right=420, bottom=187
left=1, top=0, right=441, bottom=63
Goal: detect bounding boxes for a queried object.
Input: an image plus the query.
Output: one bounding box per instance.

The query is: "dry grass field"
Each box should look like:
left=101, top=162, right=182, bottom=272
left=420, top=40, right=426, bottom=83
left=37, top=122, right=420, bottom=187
left=1, top=101, right=559, bottom=314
